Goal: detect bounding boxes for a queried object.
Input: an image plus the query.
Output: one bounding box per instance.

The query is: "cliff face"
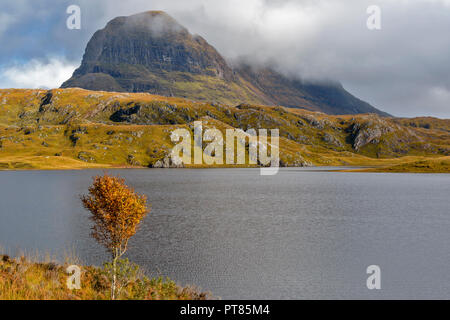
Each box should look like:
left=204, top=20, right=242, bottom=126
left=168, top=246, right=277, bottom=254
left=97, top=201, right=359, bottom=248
left=62, top=11, right=388, bottom=116
left=62, top=11, right=235, bottom=93
left=79, top=11, right=232, bottom=78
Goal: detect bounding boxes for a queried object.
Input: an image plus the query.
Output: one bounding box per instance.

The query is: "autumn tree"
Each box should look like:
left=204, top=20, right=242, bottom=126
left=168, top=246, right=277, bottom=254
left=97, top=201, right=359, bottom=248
left=81, top=173, right=149, bottom=299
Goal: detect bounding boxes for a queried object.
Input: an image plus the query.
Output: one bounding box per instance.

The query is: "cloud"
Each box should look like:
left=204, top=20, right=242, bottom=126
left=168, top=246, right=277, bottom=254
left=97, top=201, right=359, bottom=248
left=0, top=13, right=16, bottom=36
left=0, top=58, right=77, bottom=89
left=0, top=0, right=449, bottom=117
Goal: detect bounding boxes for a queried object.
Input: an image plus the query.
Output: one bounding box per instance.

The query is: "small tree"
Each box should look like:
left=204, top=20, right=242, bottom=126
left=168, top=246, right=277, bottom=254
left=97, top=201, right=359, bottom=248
left=81, top=173, right=149, bottom=299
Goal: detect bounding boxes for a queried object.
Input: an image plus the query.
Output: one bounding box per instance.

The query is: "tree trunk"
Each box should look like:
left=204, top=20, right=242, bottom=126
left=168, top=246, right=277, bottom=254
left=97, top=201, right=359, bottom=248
left=111, top=250, right=118, bottom=300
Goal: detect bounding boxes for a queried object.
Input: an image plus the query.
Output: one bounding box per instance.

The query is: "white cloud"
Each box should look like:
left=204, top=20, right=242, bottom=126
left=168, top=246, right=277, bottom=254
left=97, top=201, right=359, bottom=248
left=0, top=58, right=77, bottom=89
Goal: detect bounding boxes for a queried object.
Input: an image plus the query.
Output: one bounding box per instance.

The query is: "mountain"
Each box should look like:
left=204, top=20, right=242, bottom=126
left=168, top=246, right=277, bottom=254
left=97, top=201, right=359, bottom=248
left=1, top=88, right=448, bottom=171
left=61, top=11, right=388, bottom=116
left=236, top=65, right=389, bottom=116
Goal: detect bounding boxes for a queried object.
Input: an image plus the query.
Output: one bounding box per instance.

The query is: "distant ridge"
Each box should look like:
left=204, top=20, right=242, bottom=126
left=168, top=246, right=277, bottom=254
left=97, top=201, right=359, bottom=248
left=62, top=11, right=389, bottom=116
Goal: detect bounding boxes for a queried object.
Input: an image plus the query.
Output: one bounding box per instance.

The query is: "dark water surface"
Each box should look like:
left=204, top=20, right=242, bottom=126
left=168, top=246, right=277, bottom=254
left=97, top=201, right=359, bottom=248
left=0, top=168, right=449, bottom=299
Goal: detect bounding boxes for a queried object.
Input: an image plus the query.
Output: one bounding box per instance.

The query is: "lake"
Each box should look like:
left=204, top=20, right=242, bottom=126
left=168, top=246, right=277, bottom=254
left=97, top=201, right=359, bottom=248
left=0, top=168, right=449, bottom=299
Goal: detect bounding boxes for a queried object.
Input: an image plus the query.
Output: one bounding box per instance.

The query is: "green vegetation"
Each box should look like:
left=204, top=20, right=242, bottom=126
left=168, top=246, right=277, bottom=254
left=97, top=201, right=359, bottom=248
left=0, top=254, right=210, bottom=300
left=0, top=88, right=448, bottom=172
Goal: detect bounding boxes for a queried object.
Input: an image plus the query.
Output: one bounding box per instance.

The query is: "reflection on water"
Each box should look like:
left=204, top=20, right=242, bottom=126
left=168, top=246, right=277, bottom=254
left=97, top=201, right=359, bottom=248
left=0, top=168, right=449, bottom=299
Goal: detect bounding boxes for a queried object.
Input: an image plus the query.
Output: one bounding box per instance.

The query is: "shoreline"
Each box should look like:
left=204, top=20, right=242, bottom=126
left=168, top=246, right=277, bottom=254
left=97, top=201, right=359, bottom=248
left=0, top=164, right=448, bottom=173
left=0, top=154, right=448, bottom=174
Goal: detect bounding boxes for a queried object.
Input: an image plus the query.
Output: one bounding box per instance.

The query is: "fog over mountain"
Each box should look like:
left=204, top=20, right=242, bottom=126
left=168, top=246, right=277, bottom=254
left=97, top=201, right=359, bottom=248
left=0, top=0, right=449, bottom=117
left=60, top=11, right=388, bottom=115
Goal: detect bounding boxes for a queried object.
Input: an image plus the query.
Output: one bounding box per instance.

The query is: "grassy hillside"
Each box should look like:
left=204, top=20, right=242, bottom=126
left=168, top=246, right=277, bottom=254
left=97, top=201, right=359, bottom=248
left=0, top=88, right=448, bottom=172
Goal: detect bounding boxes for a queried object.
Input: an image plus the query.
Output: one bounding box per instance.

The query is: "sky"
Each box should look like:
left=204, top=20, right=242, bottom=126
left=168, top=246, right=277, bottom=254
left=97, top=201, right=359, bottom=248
left=0, top=0, right=449, bottom=118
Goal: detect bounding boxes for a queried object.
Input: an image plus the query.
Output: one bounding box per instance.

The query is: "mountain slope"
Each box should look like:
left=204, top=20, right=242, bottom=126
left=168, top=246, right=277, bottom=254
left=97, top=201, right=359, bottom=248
left=236, top=65, right=390, bottom=116
left=0, top=88, right=448, bottom=171
left=61, top=11, right=264, bottom=104
left=62, top=11, right=388, bottom=116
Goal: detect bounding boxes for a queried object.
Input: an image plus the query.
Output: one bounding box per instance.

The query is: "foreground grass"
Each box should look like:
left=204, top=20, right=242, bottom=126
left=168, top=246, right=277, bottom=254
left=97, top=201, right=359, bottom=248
left=0, top=254, right=211, bottom=300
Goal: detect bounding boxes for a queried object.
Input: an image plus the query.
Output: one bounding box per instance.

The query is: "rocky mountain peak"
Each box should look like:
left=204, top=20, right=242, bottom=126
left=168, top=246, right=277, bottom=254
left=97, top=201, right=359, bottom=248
left=62, top=11, right=234, bottom=92
left=62, top=11, right=388, bottom=116
left=106, top=11, right=188, bottom=38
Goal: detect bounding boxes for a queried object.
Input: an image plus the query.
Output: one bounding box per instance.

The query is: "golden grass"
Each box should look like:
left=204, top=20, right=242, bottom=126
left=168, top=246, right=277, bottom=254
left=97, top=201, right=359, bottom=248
left=344, top=156, right=450, bottom=173
left=0, top=253, right=211, bottom=300
left=0, top=88, right=449, bottom=172
left=0, top=155, right=111, bottom=170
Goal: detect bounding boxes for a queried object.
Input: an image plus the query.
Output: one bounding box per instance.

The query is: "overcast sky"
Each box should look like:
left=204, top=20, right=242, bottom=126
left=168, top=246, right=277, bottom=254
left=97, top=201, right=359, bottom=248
left=0, top=0, right=449, bottom=118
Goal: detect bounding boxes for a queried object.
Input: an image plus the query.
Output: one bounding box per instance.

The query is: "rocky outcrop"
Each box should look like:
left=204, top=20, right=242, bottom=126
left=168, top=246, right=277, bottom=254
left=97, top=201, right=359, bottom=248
left=127, top=154, right=141, bottom=166
left=350, top=117, right=395, bottom=151
left=150, top=155, right=184, bottom=168
left=279, top=158, right=313, bottom=167
left=78, top=151, right=96, bottom=162
left=323, top=132, right=343, bottom=148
